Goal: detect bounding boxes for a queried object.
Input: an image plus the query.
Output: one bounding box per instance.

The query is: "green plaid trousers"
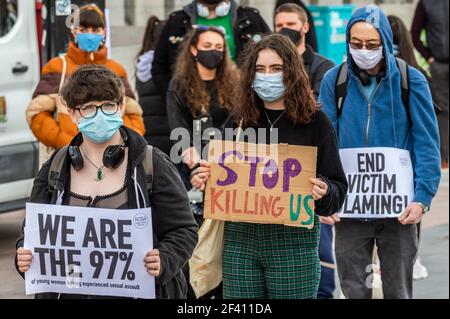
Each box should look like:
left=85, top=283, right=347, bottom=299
left=222, top=215, right=321, bottom=299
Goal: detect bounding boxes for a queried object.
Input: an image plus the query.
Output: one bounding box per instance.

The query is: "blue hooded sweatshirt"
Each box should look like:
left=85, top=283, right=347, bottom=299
left=319, top=5, right=441, bottom=207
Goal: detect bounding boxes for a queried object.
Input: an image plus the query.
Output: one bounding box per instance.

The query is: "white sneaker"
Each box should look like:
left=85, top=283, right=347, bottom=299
left=413, top=257, right=429, bottom=280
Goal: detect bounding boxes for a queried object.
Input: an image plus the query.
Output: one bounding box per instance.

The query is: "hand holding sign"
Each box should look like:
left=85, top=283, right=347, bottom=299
left=309, top=178, right=328, bottom=200
left=144, top=249, right=161, bottom=277
left=398, top=202, right=424, bottom=225
left=17, top=248, right=33, bottom=273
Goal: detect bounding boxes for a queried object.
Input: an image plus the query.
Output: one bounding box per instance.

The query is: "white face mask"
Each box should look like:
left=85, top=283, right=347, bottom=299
left=349, top=45, right=384, bottom=70
left=197, top=1, right=231, bottom=18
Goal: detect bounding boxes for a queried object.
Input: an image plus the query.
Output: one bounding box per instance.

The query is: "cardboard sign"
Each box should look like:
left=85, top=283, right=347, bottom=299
left=204, top=140, right=318, bottom=228
left=24, top=203, right=155, bottom=299
left=339, top=147, right=415, bottom=218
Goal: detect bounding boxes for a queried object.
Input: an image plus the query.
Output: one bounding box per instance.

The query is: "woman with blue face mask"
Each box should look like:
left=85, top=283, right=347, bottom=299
left=26, top=4, right=145, bottom=168
left=192, top=34, right=348, bottom=299
left=16, top=65, right=199, bottom=299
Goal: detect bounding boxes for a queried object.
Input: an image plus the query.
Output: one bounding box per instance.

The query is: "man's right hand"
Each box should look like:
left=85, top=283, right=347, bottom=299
left=428, top=57, right=435, bottom=65
left=17, top=248, right=33, bottom=273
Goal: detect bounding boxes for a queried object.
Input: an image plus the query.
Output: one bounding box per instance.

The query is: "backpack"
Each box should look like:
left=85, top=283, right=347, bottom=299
left=47, top=145, right=154, bottom=202
left=334, top=57, right=411, bottom=125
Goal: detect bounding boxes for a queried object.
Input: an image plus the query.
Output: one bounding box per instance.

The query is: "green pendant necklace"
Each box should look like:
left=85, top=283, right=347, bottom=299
left=81, top=147, right=106, bottom=181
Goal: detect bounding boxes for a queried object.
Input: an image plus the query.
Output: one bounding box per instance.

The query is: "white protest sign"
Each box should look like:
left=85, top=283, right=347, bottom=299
left=339, top=147, right=415, bottom=218
left=24, top=203, right=155, bottom=299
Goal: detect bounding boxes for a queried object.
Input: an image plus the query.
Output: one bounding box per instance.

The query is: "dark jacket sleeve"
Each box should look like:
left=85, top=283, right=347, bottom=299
left=314, top=119, right=348, bottom=216
left=151, top=19, right=173, bottom=98
left=411, top=0, right=432, bottom=60
left=166, top=80, right=194, bottom=134
left=15, top=158, right=54, bottom=277
left=150, top=148, right=198, bottom=286
left=302, top=3, right=318, bottom=51
left=166, top=81, right=196, bottom=191
left=312, top=56, right=335, bottom=100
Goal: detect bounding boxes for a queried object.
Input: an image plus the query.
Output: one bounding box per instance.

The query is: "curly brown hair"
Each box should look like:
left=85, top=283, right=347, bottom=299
left=234, top=33, right=317, bottom=128
left=173, top=27, right=238, bottom=117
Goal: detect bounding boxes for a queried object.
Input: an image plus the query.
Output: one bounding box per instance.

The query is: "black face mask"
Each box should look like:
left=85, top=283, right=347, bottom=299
left=200, top=0, right=222, bottom=4
left=279, top=27, right=303, bottom=46
left=195, top=49, right=224, bottom=70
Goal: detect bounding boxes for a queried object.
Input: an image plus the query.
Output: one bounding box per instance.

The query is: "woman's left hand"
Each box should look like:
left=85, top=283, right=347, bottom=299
left=144, top=249, right=161, bottom=277
left=309, top=177, right=328, bottom=200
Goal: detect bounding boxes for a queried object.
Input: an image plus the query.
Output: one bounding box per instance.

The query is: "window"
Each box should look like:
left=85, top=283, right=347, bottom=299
left=0, top=0, right=18, bottom=37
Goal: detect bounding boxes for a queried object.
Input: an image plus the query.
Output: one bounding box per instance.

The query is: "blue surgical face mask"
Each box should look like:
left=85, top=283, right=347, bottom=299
left=252, top=72, right=286, bottom=102
left=75, top=33, right=104, bottom=53
left=77, top=111, right=123, bottom=144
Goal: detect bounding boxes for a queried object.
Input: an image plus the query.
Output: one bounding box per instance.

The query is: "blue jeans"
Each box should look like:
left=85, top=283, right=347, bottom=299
left=318, top=223, right=335, bottom=299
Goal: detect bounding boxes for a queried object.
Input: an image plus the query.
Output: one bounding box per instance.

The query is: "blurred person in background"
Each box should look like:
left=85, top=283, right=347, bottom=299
left=151, top=0, right=270, bottom=99
left=275, top=0, right=318, bottom=52
left=26, top=4, right=145, bottom=166
left=411, top=0, right=449, bottom=169
left=135, top=16, right=172, bottom=155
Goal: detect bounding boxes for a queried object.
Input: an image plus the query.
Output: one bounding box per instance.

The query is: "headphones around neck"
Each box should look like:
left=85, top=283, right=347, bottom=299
left=69, top=128, right=128, bottom=171
left=357, top=66, right=386, bottom=86
left=197, top=1, right=231, bottom=18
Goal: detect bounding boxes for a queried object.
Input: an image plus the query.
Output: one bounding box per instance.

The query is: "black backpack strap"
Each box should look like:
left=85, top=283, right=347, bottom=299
left=395, top=57, right=411, bottom=126
left=335, top=62, right=349, bottom=117
left=142, top=145, right=154, bottom=195
left=47, top=146, right=68, bottom=191
left=47, top=146, right=68, bottom=205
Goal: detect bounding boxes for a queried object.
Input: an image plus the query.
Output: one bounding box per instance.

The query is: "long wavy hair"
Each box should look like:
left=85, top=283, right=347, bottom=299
left=234, top=33, right=317, bottom=128
left=173, top=27, right=238, bottom=116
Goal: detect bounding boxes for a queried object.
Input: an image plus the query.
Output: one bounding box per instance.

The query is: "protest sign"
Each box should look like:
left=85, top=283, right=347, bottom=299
left=204, top=140, right=317, bottom=228
left=24, top=203, right=155, bottom=299
left=339, top=147, right=415, bottom=218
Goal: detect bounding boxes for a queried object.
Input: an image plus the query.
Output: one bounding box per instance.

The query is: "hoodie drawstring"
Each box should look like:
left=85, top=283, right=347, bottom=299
left=389, top=67, right=399, bottom=149
left=132, top=166, right=147, bottom=209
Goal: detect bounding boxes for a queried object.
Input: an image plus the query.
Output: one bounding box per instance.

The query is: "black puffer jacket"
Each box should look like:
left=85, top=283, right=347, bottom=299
left=151, top=0, right=271, bottom=97
left=15, top=127, right=198, bottom=299
left=136, top=79, right=172, bottom=156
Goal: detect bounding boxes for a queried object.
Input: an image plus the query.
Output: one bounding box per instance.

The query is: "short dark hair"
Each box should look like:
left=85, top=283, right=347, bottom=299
left=274, top=3, right=308, bottom=24
left=60, top=65, right=124, bottom=109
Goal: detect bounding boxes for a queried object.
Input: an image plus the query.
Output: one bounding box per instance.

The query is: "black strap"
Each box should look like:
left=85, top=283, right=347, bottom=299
left=335, top=58, right=410, bottom=122
left=335, top=62, right=349, bottom=117
left=143, top=145, right=154, bottom=195
left=395, top=57, right=411, bottom=126
left=47, top=145, right=154, bottom=204
left=47, top=146, right=68, bottom=191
